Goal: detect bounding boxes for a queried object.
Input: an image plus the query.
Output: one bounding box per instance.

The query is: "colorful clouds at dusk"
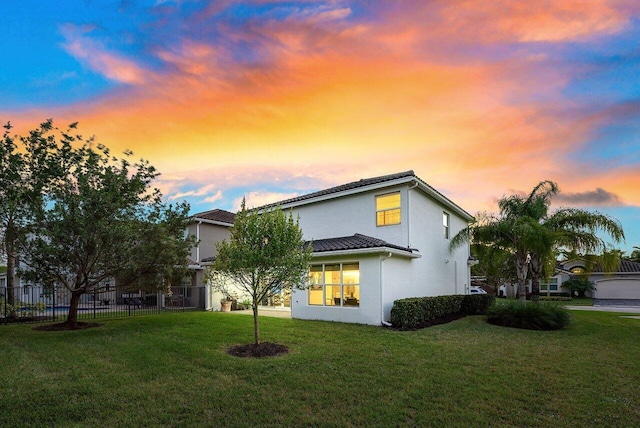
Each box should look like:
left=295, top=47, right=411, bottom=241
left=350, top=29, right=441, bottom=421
left=2, top=0, right=640, bottom=251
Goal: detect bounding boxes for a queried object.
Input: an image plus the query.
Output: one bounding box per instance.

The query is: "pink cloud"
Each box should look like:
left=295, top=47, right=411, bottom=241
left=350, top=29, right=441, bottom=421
left=60, top=23, right=148, bottom=85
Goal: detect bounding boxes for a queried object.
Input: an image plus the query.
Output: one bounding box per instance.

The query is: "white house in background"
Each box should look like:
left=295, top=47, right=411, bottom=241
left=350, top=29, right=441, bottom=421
left=556, top=259, right=640, bottom=303
left=184, top=209, right=235, bottom=310
left=500, top=259, right=640, bottom=304
left=255, top=170, right=475, bottom=326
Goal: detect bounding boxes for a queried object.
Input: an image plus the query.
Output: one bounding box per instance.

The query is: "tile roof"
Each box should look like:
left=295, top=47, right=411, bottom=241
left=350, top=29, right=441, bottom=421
left=258, top=170, right=473, bottom=220
left=192, top=209, right=235, bottom=225
left=594, top=259, right=640, bottom=273
left=261, top=171, right=416, bottom=209
left=309, top=233, right=414, bottom=254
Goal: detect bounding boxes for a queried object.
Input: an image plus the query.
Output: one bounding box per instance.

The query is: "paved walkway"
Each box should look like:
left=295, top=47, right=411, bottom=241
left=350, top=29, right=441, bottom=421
left=229, top=309, right=292, bottom=318
left=565, top=305, right=640, bottom=314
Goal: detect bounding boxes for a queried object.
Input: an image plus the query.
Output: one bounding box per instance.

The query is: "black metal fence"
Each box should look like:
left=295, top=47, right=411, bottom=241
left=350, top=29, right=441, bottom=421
left=0, top=285, right=206, bottom=325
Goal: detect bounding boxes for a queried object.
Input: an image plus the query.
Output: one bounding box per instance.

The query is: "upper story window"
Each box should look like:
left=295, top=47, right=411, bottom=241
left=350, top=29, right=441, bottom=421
left=376, top=192, right=401, bottom=226
left=443, top=212, right=450, bottom=239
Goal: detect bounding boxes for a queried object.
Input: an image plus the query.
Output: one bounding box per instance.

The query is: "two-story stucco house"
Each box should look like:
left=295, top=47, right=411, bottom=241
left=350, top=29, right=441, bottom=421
left=256, top=170, right=474, bottom=325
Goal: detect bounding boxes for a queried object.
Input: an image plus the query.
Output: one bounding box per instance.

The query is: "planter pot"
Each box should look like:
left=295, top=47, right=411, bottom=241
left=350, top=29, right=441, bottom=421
left=220, top=301, right=232, bottom=312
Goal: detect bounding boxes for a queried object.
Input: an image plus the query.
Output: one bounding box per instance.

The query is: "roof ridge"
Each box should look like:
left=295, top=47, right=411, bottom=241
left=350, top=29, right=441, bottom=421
left=259, top=170, right=416, bottom=210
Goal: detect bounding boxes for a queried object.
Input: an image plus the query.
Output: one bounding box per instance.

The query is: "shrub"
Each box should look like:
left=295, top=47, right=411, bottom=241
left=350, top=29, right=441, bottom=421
left=461, top=294, right=495, bottom=315
left=390, top=294, right=495, bottom=329
left=538, top=296, right=572, bottom=302
left=486, top=301, right=571, bottom=330
left=562, top=278, right=595, bottom=298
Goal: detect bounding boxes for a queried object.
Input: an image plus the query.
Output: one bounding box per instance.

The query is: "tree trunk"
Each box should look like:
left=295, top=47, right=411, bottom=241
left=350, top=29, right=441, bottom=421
left=515, top=253, right=528, bottom=305
left=5, top=220, right=16, bottom=305
left=530, top=277, right=540, bottom=303
left=529, top=257, right=541, bottom=304
left=252, top=303, right=260, bottom=345
left=67, top=292, right=82, bottom=329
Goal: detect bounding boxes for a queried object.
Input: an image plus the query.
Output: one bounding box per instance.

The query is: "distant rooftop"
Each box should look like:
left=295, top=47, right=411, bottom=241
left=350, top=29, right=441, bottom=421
left=595, top=259, right=640, bottom=273
left=191, top=209, right=235, bottom=225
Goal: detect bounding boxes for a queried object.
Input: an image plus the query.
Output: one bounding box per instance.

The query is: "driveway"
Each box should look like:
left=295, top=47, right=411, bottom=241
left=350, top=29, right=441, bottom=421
left=565, top=305, right=640, bottom=314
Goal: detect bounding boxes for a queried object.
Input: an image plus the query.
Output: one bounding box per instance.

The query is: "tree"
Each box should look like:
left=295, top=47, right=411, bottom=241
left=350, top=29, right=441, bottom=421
left=206, top=200, right=312, bottom=345
left=452, top=181, right=624, bottom=305
left=470, top=240, right=515, bottom=295
left=0, top=120, right=60, bottom=307
left=19, top=122, right=194, bottom=328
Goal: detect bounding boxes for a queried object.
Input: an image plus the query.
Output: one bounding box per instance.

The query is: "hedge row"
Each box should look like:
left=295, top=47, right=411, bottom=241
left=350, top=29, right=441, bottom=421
left=390, top=294, right=495, bottom=329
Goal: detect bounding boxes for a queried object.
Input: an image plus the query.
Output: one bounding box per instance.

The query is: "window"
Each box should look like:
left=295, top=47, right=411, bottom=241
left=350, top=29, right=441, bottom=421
left=308, top=263, right=360, bottom=307
left=571, top=266, right=585, bottom=275
left=443, top=212, right=450, bottom=239
left=376, top=192, right=401, bottom=226
left=540, top=278, right=558, bottom=291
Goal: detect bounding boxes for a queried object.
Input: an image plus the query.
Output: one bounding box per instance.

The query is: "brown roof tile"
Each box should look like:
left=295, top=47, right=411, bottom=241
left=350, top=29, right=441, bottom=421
left=192, top=209, right=235, bottom=225
left=309, top=233, right=414, bottom=254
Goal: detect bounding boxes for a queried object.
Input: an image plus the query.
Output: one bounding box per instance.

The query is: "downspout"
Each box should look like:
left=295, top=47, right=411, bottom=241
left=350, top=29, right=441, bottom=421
left=407, top=181, right=419, bottom=248
left=196, top=221, right=202, bottom=263
left=380, top=252, right=393, bottom=326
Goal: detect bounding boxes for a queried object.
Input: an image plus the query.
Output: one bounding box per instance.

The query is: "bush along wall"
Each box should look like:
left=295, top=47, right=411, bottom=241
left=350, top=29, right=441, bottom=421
left=390, top=294, right=495, bottom=330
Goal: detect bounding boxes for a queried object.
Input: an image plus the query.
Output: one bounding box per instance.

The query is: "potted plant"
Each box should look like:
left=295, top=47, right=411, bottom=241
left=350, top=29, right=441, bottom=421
left=220, top=296, right=232, bottom=312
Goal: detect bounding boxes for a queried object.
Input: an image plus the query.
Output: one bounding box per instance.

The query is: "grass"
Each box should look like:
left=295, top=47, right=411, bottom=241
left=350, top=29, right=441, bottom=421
left=1, top=310, right=639, bottom=427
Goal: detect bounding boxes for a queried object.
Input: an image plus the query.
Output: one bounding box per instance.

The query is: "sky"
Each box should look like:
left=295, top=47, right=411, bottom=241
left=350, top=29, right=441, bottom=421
left=2, top=0, right=639, bottom=254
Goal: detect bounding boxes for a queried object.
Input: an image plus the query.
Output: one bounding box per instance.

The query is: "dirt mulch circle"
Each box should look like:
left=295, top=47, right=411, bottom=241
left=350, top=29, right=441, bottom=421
left=227, top=342, right=290, bottom=358
left=33, top=321, right=102, bottom=331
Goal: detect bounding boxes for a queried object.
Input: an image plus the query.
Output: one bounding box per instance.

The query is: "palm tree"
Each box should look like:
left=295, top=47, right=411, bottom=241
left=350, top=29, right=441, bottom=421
left=451, top=181, right=625, bottom=304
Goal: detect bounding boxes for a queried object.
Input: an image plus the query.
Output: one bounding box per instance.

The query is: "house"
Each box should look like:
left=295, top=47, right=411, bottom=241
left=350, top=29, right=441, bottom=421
left=184, top=208, right=235, bottom=310
left=556, top=259, right=640, bottom=304
left=251, top=170, right=475, bottom=325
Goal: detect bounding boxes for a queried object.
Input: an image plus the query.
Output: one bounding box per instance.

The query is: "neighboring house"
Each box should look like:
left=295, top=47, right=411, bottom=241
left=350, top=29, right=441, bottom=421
left=556, top=259, right=640, bottom=304
left=185, top=209, right=235, bottom=310
left=254, top=170, right=474, bottom=325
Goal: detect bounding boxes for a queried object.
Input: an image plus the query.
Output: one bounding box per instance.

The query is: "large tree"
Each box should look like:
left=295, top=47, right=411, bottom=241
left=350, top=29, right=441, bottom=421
left=452, top=181, right=624, bottom=304
left=206, top=200, right=312, bottom=345
left=19, top=122, right=194, bottom=328
left=0, top=120, right=60, bottom=306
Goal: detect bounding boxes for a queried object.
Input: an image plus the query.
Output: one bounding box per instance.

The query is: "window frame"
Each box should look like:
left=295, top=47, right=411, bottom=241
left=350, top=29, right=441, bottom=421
left=540, top=277, right=559, bottom=291
left=443, top=211, right=450, bottom=239
left=375, top=192, right=401, bottom=227
left=308, top=262, right=360, bottom=307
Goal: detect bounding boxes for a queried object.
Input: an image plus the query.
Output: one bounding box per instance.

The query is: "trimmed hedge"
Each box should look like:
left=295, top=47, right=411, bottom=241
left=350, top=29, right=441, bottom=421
left=390, top=294, right=495, bottom=329
left=538, top=296, right=572, bottom=302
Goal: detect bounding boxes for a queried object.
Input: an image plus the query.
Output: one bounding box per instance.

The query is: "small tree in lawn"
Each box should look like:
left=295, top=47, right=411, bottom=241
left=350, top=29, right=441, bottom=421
left=207, top=199, right=311, bottom=346
left=20, top=123, right=194, bottom=328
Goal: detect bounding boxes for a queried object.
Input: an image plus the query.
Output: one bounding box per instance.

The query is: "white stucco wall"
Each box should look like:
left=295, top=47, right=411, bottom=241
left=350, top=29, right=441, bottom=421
left=289, top=185, right=408, bottom=245
left=187, top=222, right=231, bottom=263
left=292, top=255, right=383, bottom=325
left=407, top=187, right=470, bottom=298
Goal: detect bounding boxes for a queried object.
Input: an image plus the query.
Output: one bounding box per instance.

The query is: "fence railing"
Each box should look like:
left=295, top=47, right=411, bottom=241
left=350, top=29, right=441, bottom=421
left=0, top=285, right=205, bottom=325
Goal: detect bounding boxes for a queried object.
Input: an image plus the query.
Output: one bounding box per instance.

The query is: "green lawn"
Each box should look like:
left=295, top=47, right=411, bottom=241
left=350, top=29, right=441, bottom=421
left=1, top=310, right=639, bottom=427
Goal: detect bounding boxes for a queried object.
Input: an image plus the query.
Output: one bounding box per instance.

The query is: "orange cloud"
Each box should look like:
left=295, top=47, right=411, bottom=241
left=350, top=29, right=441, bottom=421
left=4, top=0, right=639, bottom=223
